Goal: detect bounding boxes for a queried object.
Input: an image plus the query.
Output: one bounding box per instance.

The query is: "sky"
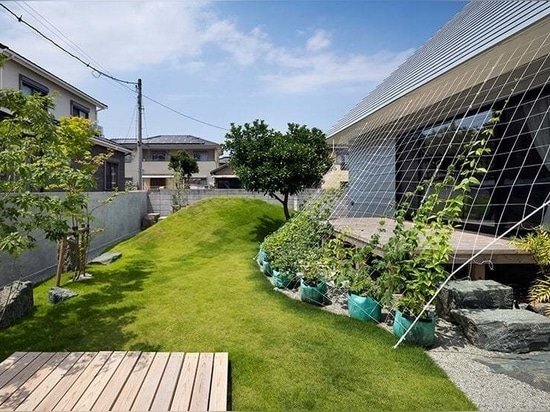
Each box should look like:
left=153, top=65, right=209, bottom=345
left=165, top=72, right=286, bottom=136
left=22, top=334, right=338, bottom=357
left=1, top=0, right=467, bottom=144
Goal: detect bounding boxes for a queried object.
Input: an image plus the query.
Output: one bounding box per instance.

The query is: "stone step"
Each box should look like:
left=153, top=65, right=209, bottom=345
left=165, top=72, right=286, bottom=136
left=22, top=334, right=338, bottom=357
left=436, top=280, right=513, bottom=320
left=451, top=308, right=550, bottom=353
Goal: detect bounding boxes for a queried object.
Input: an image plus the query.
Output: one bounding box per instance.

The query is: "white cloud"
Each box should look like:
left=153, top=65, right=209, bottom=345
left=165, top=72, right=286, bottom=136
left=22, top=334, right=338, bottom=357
left=0, top=2, right=414, bottom=96
left=306, top=30, right=332, bottom=52
left=261, top=48, right=415, bottom=94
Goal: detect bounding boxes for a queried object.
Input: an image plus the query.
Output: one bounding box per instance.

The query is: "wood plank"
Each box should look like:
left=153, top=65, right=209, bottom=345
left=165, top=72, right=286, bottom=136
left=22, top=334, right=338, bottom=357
left=0, top=352, right=68, bottom=411
left=208, top=353, right=228, bottom=412
left=15, top=352, right=85, bottom=412
left=53, top=352, right=111, bottom=411
left=0, top=353, right=26, bottom=379
left=150, top=352, right=184, bottom=412
left=331, top=217, right=536, bottom=266
left=90, top=351, right=141, bottom=412
left=189, top=353, right=213, bottom=412
left=111, top=352, right=155, bottom=411
left=131, top=352, right=170, bottom=411
left=170, top=353, right=199, bottom=412
left=73, top=351, right=126, bottom=411
left=0, top=353, right=41, bottom=389
left=0, top=352, right=55, bottom=407
left=34, top=352, right=96, bottom=412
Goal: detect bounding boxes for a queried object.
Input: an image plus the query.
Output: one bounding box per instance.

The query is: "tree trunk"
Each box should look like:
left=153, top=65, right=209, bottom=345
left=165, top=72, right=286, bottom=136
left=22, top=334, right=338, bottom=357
left=283, top=192, right=290, bottom=220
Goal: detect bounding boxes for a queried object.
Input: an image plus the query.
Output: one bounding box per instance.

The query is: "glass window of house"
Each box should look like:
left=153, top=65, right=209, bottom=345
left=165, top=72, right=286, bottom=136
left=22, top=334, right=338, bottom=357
left=71, top=101, right=90, bottom=119
left=193, top=151, right=208, bottom=161
left=19, top=75, right=49, bottom=96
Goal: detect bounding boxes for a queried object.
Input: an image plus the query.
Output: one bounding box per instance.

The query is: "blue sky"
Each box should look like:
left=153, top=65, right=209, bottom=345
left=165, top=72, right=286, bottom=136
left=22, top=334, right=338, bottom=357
left=1, top=1, right=466, bottom=143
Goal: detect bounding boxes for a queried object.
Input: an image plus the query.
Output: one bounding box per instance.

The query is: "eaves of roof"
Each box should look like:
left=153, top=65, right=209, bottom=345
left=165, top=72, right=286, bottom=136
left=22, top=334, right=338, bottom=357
left=0, top=43, right=107, bottom=110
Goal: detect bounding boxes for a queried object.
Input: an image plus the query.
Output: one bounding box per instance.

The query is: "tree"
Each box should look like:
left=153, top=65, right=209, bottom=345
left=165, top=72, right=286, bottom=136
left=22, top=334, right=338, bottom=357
left=0, top=87, right=111, bottom=275
left=222, top=120, right=332, bottom=219
left=168, top=151, right=199, bottom=189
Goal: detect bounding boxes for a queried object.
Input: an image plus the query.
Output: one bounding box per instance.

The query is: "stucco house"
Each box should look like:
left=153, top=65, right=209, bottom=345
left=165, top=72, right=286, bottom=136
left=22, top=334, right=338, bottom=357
left=326, top=2, right=550, bottom=278
left=0, top=43, right=129, bottom=191
left=112, top=135, right=221, bottom=190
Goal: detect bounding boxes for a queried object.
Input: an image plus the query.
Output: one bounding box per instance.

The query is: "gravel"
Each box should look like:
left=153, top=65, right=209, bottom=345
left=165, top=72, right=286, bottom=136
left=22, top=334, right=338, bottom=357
left=274, top=280, right=550, bottom=411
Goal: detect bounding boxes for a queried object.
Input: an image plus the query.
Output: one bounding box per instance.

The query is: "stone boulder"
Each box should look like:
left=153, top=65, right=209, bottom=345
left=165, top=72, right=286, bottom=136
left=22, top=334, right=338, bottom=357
left=0, top=281, right=34, bottom=329
left=89, top=251, right=122, bottom=265
left=49, top=287, right=78, bottom=304
left=436, top=280, right=513, bottom=321
left=451, top=308, right=550, bottom=353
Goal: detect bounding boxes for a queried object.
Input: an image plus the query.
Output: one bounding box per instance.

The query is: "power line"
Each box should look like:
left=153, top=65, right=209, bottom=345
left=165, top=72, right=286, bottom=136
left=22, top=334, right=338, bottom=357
left=143, top=94, right=229, bottom=131
left=0, top=2, right=229, bottom=131
left=0, top=3, right=137, bottom=85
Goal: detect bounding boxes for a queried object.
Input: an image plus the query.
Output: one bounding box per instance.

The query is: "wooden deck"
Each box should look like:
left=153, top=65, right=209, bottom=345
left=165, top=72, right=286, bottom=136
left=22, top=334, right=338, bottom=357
left=331, top=217, right=535, bottom=278
left=0, top=352, right=228, bottom=411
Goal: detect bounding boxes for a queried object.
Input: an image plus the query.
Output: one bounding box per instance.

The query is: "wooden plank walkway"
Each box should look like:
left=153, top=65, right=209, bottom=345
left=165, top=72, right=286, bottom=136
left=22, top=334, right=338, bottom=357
left=0, top=352, right=228, bottom=411
left=331, top=217, right=535, bottom=278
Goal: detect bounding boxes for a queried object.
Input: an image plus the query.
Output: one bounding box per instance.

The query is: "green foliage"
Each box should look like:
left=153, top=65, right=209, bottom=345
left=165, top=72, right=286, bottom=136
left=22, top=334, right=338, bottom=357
left=375, top=113, right=495, bottom=317
left=512, top=226, right=550, bottom=315
left=222, top=120, right=333, bottom=219
left=262, top=189, right=341, bottom=280
left=0, top=198, right=474, bottom=411
left=0, top=89, right=106, bottom=255
left=168, top=151, right=199, bottom=189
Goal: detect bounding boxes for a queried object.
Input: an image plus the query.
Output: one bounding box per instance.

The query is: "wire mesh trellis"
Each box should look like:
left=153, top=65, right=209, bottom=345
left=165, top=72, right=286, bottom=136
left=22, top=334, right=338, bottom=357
left=259, top=20, right=550, bottom=349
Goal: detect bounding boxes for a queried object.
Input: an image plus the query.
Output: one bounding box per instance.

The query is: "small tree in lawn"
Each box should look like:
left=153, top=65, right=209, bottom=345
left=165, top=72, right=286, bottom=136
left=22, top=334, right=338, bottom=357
left=0, top=87, right=111, bottom=285
left=168, top=151, right=199, bottom=208
left=222, top=120, right=332, bottom=219
left=169, top=151, right=199, bottom=189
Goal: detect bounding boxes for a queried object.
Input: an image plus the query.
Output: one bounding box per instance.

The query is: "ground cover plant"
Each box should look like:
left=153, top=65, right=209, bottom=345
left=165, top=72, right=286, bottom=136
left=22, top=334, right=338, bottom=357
left=0, top=198, right=475, bottom=411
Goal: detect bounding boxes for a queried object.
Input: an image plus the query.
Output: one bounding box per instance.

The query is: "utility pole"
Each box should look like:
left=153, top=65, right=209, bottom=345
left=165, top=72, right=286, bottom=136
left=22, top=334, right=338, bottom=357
left=137, top=78, right=143, bottom=190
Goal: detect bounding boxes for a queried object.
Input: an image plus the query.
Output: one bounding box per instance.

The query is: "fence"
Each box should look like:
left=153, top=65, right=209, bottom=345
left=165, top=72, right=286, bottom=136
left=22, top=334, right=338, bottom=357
left=0, top=191, right=148, bottom=287
left=147, top=188, right=321, bottom=217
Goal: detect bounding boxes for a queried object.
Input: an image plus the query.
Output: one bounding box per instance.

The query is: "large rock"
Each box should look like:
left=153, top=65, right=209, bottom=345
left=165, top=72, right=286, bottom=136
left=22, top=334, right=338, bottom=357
left=89, top=251, right=122, bottom=265
left=436, top=280, right=513, bottom=321
left=451, top=308, right=550, bottom=353
left=49, top=287, right=78, bottom=304
left=0, top=281, right=34, bottom=329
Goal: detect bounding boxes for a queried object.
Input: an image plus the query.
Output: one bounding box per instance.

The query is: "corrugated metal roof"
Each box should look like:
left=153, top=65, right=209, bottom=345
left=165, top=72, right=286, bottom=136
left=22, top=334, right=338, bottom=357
left=110, top=135, right=220, bottom=146
left=327, top=1, right=550, bottom=138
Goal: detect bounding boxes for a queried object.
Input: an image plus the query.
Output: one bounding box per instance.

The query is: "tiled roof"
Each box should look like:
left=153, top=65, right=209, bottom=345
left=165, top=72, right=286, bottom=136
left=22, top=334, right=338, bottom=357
left=110, top=135, right=219, bottom=146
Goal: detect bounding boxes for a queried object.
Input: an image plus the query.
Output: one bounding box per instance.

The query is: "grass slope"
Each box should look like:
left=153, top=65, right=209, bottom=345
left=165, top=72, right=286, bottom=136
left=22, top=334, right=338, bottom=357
left=0, top=197, right=475, bottom=411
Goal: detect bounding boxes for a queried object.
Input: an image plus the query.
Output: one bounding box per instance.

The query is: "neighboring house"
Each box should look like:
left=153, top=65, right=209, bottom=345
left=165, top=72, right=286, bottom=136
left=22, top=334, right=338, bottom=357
left=210, top=163, right=241, bottom=189
left=0, top=43, right=128, bottom=191
left=327, top=2, right=550, bottom=238
left=322, top=143, right=349, bottom=190
left=112, top=135, right=221, bottom=190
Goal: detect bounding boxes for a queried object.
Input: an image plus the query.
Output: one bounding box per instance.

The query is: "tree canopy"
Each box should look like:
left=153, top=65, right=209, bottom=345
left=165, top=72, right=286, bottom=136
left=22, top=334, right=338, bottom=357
left=0, top=88, right=109, bottom=256
left=168, top=151, right=199, bottom=189
left=222, top=120, right=332, bottom=219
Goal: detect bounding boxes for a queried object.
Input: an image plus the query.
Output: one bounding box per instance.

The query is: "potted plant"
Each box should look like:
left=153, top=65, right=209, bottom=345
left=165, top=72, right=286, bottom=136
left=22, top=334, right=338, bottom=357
left=299, top=249, right=329, bottom=306
left=271, top=248, right=300, bottom=289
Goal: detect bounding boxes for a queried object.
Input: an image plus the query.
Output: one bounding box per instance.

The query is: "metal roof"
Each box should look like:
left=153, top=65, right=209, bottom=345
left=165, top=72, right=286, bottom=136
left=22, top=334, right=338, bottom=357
left=327, top=1, right=550, bottom=139
left=111, top=135, right=219, bottom=147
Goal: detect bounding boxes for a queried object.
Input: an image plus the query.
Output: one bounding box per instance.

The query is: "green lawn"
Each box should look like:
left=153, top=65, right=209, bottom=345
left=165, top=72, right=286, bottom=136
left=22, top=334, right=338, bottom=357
left=0, top=197, right=475, bottom=411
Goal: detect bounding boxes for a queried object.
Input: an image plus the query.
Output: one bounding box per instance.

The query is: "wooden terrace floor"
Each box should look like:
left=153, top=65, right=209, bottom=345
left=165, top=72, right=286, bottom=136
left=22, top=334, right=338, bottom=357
left=331, top=217, right=535, bottom=277
left=0, top=351, right=228, bottom=411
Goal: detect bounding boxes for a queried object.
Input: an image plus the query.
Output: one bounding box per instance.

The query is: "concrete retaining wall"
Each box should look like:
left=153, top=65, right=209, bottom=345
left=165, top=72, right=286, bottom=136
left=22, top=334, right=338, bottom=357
left=147, top=188, right=320, bottom=217
left=0, top=191, right=148, bottom=287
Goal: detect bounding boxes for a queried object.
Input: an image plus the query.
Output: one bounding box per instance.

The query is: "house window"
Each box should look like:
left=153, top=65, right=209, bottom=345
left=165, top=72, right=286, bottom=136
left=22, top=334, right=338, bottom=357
left=151, top=151, right=167, bottom=161
left=105, top=162, right=118, bottom=190
left=19, top=75, right=49, bottom=96
left=150, top=178, right=166, bottom=189
left=193, top=151, right=208, bottom=161
left=71, top=101, right=90, bottom=119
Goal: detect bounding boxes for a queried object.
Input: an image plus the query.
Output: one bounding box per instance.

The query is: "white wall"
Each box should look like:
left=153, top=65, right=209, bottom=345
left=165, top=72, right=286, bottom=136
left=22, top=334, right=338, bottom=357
left=0, top=59, right=100, bottom=122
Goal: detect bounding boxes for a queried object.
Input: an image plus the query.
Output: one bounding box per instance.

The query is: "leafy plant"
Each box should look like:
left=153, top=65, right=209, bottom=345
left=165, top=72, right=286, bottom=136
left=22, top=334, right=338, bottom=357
left=263, top=188, right=343, bottom=284
left=512, top=226, right=550, bottom=316
left=223, top=120, right=333, bottom=219
left=375, top=111, right=496, bottom=318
